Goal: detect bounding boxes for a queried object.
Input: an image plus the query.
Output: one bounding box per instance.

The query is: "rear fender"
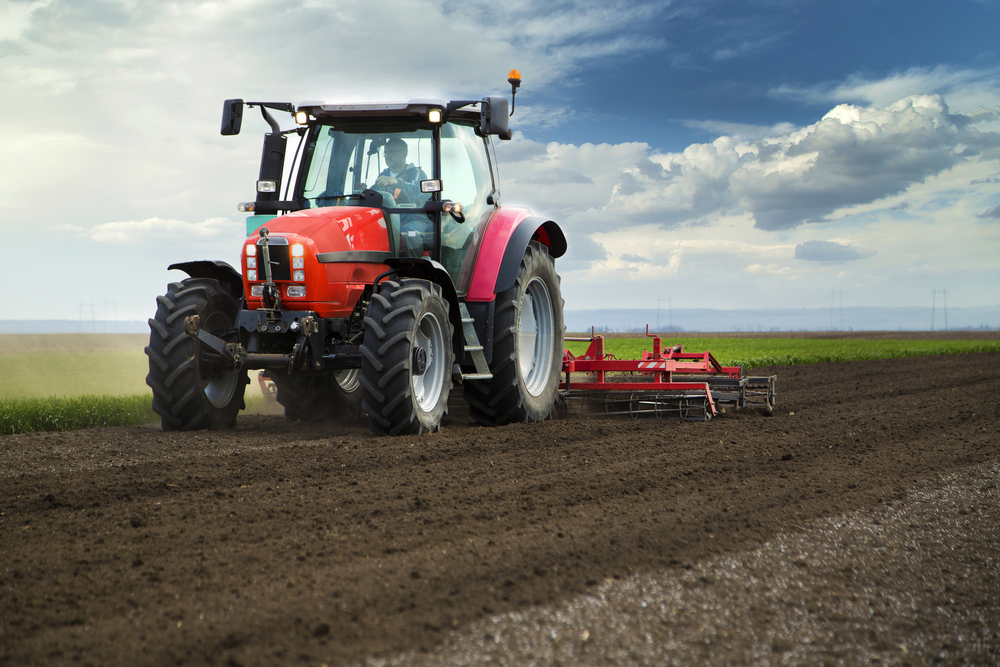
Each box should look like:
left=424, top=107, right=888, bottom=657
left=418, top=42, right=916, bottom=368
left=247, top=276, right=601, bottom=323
left=168, top=260, right=243, bottom=301
left=383, top=258, right=465, bottom=363
left=465, top=208, right=566, bottom=302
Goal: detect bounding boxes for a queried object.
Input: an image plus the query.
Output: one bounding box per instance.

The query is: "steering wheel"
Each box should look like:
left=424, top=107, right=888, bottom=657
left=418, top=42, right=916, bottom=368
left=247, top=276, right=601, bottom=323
left=379, top=181, right=411, bottom=205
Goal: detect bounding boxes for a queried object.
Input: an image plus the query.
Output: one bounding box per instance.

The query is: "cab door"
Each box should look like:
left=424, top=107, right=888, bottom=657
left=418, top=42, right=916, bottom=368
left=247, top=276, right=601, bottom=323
left=438, top=122, right=496, bottom=291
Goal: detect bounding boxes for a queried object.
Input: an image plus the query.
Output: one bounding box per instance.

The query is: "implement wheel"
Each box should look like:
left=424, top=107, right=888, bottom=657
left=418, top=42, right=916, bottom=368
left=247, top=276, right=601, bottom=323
left=270, top=370, right=364, bottom=425
left=268, top=368, right=362, bottom=426
left=466, top=241, right=564, bottom=425
left=145, top=278, right=249, bottom=430
left=360, top=279, right=454, bottom=435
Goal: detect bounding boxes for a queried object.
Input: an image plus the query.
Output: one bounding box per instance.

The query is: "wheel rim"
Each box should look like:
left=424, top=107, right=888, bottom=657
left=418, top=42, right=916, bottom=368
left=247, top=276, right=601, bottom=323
left=201, top=310, right=239, bottom=409
left=412, top=309, right=447, bottom=412
left=517, top=277, right=555, bottom=397
left=335, top=368, right=361, bottom=393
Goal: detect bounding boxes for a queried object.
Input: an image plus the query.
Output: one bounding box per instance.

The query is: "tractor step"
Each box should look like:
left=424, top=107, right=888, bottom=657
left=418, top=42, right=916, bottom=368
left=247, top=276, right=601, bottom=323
left=459, top=303, right=493, bottom=381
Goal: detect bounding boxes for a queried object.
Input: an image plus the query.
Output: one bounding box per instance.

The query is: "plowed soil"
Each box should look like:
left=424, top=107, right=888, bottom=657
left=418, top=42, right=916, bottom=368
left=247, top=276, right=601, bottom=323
left=2, top=351, right=999, bottom=666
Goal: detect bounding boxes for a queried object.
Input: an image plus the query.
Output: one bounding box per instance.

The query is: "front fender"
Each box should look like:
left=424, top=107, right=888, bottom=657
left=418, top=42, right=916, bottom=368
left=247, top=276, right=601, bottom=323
left=168, top=260, right=243, bottom=301
left=465, top=208, right=566, bottom=302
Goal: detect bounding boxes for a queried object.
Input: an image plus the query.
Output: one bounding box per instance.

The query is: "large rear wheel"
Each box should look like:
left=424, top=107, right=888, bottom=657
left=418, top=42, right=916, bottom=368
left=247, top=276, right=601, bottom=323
left=145, top=278, right=249, bottom=430
left=466, top=241, right=564, bottom=425
left=360, top=279, right=454, bottom=435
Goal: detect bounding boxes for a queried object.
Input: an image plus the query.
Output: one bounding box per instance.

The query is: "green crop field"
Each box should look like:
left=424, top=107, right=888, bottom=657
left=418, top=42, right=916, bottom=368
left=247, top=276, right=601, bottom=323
left=0, top=334, right=150, bottom=400
left=564, top=337, right=1000, bottom=369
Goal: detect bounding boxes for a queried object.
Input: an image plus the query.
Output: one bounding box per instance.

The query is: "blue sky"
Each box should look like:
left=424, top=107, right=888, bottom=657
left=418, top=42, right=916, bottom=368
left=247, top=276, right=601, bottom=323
left=1, top=0, right=998, bottom=323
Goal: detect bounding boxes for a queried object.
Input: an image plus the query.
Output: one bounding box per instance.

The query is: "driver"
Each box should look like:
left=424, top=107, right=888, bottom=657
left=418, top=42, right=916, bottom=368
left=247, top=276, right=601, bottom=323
left=374, top=138, right=426, bottom=203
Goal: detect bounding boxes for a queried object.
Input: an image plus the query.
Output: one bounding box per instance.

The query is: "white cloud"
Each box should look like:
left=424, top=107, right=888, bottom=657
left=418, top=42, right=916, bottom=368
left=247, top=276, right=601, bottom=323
left=0, top=0, right=52, bottom=41
left=977, top=203, right=1000, bottom=219
left=745, top=263, right=792, bottom=275
left=680, top=119, right=799, bottom=141
left=772, top=66, right=1000, bottom=115
left=69, top=216, right=242, bottom=245
left=711, top=34, right=782, bottom=62
left=794, top=240, right=874, bottom=263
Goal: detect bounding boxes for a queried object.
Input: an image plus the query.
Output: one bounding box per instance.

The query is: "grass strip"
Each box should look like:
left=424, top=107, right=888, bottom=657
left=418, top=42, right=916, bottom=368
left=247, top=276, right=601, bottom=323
left=0, top=394, right=156, bottom=435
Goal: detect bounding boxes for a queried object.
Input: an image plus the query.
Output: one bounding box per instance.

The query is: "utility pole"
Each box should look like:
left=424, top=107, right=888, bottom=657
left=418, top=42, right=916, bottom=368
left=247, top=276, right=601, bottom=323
left=942, top=288, right=948, bottom=331
left=839, top=290, right=844, bottom=331
left=830, top=288, right=835, bottom=330
left=931, top=289, right=936, bottom=331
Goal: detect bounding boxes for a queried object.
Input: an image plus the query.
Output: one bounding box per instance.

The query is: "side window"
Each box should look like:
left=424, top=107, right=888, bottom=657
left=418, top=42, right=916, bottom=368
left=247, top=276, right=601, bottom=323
left=300, top=128, right=336, bottom=204
left=439, top=123, right=494, bottom=279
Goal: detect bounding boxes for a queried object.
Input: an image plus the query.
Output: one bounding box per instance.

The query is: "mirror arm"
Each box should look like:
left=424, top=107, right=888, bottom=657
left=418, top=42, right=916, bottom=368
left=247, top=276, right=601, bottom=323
left=258, top=106, right=281, bottom=134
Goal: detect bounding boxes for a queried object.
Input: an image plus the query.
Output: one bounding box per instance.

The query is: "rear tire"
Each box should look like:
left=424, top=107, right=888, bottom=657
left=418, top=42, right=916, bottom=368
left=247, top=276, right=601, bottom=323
left=271, top=370, right=364, bottom=425
left=466, top=241, right=563, bottom=425
left=360, top=279, right=454, bottom=435
left=145, top=278, right=249, bottom=431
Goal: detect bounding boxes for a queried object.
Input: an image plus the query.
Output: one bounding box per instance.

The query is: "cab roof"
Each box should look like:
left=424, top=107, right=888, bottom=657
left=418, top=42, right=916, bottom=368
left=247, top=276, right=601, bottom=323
left=296, top=99, right=482, bottom=123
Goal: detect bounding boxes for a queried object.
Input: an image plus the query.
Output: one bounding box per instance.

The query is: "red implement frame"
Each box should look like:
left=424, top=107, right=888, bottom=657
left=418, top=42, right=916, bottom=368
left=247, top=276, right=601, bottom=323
left=561, top=327, right=743, bottom=418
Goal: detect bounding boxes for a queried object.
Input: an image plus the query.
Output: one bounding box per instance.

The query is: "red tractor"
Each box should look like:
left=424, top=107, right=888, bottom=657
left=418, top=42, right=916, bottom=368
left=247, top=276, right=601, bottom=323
left=146, top=73, right=566, bottom=435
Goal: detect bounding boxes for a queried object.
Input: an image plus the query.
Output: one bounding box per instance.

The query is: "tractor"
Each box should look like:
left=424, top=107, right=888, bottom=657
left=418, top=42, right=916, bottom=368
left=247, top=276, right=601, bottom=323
left=146, top=72, right=567, bottom=435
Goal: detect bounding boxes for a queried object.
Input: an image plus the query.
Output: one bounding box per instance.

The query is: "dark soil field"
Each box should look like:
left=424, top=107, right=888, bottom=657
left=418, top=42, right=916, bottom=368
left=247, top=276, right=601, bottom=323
left=2, top=350, right=998, bottom=666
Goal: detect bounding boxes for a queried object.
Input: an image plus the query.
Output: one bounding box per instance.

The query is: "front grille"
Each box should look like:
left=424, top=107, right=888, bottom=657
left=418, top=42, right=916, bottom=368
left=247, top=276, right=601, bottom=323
left=260, top=244, right=291, bottom=281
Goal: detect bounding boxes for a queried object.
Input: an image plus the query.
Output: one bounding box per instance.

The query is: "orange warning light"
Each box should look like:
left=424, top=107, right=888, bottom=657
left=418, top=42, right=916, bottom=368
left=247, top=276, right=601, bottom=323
left=508, top=70, right=521, bottom=88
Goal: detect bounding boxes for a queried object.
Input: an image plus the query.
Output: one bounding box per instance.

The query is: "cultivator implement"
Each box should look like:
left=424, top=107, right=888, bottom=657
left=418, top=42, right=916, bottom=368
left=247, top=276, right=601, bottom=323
left=559, top=329, right=776, bottom=421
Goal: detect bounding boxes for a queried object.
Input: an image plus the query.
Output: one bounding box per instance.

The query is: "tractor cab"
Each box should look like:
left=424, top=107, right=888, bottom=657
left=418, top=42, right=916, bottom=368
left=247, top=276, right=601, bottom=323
left=231, top=98, right=511, bottom=291
left=293, top=105, right=497, bottom=282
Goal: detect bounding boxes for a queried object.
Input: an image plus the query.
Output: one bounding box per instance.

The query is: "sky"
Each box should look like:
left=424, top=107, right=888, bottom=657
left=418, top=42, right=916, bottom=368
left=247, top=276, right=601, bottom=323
left=2, top=0, right=999, bottom=323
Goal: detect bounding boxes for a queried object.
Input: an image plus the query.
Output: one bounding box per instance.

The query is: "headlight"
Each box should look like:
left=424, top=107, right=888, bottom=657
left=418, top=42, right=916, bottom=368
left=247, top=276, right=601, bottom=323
left=246, top=244, right=256, bottom=256
left=286, top=285, right=306, bottom=298
left=292, top=257, right=304, bottom=269
left=246, top=257, right=257, bottom=269
left=247, top=269, right=257, bottom=281
left=293, top=270, right=305, bottom=282
left=251, top=285, right=264, bottom=297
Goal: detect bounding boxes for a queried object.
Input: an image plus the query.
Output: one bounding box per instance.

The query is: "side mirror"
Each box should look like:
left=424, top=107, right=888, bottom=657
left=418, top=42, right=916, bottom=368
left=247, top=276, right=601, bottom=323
left=480, top=96, right=511, bottom=139
left=221, top=98, right=244, bottom=136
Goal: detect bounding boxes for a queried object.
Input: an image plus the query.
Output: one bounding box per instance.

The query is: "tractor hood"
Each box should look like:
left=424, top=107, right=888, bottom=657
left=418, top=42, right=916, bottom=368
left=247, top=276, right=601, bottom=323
left=260, top=205, right=391, bottom=255
left=241, top=206, right=392, bottom=318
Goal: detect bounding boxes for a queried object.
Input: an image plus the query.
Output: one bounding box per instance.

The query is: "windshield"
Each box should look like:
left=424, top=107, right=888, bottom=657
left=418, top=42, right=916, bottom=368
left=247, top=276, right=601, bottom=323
left=297, top=126, right=434, bottom=208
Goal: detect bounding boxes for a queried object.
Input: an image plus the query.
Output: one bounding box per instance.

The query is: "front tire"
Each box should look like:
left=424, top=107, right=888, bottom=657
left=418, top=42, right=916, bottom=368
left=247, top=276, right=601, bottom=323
left=466, top=241, right=563, bottom=425
left=145, top=278, right=249, bottom=430
left=360, top=279, right=454, bottom=435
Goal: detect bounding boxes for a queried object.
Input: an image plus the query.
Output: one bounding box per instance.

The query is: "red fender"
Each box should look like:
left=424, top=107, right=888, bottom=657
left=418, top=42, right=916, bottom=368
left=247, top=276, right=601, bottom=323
left=465, top=206, right=566, bottom=302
